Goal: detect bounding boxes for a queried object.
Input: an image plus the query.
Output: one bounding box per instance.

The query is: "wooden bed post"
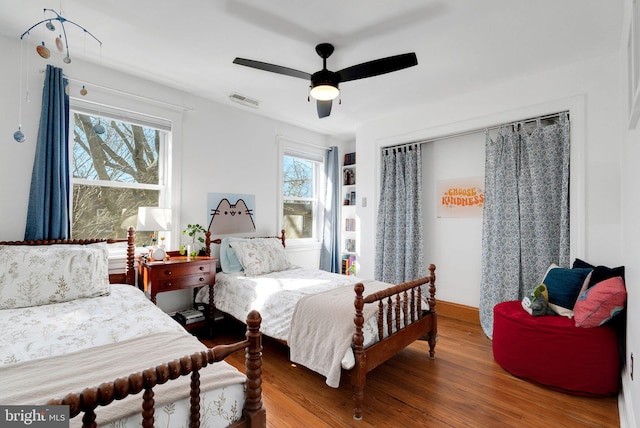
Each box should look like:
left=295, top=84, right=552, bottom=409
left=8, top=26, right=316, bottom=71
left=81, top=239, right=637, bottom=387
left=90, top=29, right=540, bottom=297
left=352, top=282, right=366, bottom=421
left=126, top=226, right=136, bottom=286
left=205, top=230, right=212, bottom=257
left=243, top=310, right=266, bottom=427
left=427, top=264, right=437, bottom=359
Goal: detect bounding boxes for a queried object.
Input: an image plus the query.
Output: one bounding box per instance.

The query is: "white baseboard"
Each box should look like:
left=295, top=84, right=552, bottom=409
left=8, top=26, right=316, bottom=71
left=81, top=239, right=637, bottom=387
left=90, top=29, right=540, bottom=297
left=619, top=366, right=637, bottom=428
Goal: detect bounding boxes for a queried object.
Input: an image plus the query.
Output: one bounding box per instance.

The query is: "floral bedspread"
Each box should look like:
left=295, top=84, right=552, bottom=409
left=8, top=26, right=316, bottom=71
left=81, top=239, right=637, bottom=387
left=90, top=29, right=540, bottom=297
left=0, top=284, right=246, bottom=427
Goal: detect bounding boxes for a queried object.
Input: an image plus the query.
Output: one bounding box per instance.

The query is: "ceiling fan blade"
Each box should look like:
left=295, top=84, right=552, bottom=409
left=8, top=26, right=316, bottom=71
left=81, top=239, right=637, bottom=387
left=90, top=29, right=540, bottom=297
left=337, top=53, right=418, bottom=83
left=317, top=100, right=332, bottom=118
left=233, top=58, right=311, bottom=80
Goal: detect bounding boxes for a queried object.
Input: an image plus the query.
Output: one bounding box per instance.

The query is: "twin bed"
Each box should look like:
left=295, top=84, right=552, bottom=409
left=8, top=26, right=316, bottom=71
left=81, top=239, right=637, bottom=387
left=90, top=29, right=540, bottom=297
left=0, top=227, right=437, bottom=425
left=201, top=230, right=438, bottom=420
left=0, top=228, right=265, bottom=428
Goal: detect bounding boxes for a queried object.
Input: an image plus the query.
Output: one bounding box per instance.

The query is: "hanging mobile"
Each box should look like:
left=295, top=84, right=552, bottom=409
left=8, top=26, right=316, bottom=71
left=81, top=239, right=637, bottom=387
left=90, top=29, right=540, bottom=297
left=20, top=8, right=102, bottom=64
left=55, top=35, right=63, bottom=52
left=14, top=37, right=26, bottom=143
left=92, top=44, right=106, bottom=135
left=93, top=120, right=106, bottom=135
left=16, top=9, right=102, bottom=142
left=14, top=127, right=25, bottom=143
left=36, top=41, right=50, bottom=59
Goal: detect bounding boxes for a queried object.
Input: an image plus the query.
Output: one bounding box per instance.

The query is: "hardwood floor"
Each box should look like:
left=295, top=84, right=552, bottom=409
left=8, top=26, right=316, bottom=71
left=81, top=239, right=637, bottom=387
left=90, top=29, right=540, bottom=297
left=199, top=315, right=619, bottom=427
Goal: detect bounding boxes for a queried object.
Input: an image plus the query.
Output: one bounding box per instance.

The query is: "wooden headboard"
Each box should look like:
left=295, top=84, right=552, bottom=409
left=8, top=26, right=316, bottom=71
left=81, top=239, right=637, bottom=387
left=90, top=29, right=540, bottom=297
left=0, top=227, right=136, bottom=285
left=205, top=229, right=286, bottom=256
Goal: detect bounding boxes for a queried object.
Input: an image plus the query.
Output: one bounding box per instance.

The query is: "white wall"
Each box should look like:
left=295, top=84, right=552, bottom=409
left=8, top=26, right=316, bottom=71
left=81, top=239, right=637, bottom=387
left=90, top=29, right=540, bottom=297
left=422, top=133, right=485, bottom=307
left=0, top=34, right=330, bottom=312
left=620, top=119, right=640, bottom=428
left=619, top=1, right=639, bottom=425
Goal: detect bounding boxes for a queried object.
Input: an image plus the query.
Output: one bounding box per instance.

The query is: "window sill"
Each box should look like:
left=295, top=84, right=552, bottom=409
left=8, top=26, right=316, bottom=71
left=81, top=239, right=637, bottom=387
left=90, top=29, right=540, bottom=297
left=285, top=240, right=322, bottom=252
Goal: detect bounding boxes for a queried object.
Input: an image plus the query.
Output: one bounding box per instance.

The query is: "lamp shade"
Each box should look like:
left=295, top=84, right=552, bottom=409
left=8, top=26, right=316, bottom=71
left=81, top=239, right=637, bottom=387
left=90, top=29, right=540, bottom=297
left=136, top=207, right=172, bottom=231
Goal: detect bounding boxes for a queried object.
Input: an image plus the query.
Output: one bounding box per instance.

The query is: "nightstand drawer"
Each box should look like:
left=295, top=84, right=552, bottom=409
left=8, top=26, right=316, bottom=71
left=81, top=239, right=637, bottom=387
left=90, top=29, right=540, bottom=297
left=155, top=263, right=211, bottom=280
left=158, top=272, right=210, bottom=291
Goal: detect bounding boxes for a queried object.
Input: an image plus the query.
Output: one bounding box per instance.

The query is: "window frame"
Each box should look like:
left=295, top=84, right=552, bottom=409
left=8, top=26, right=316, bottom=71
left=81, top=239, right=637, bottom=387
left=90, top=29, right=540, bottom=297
left=68, top=100, right=174, bottom=243
left=277, top=137, right=326, bottom=247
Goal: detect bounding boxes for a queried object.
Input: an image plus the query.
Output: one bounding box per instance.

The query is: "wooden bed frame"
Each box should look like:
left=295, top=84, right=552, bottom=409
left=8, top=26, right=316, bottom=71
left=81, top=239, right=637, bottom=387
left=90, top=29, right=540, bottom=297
left=1, top=227, right=266, bottom=428
left=205, top=230, right=437, bottom=421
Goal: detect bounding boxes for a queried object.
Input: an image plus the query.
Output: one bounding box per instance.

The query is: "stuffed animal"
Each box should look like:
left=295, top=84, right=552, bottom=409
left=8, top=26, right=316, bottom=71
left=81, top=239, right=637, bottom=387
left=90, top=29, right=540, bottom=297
left=521, top=283, right=555, bottom=316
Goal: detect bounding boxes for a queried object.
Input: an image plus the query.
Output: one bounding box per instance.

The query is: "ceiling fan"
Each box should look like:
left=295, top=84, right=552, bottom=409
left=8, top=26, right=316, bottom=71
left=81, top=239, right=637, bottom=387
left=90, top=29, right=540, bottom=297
left=233, top=43, right=418, bottom=118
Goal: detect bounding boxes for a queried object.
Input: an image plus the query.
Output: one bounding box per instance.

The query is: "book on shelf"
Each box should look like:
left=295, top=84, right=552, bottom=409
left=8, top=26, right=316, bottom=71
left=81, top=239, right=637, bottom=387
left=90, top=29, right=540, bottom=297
left=344, top=152, right=356, bottom=166
left=343, top=191, right=356, bottom=206
left=345, top=218, right=356, bottom=231
left=341, top=254, right=357, bottom=275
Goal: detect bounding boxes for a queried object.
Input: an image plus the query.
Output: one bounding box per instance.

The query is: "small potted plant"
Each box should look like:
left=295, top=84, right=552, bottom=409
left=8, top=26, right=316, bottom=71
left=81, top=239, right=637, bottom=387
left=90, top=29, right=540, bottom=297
left=181, top=223, right=207, bottom=257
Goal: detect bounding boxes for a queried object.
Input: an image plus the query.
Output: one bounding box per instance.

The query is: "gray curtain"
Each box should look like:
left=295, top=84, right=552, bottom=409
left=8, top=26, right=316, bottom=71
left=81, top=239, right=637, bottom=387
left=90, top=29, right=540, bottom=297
left=320, top=146, right=340, bottom=272
left=480, top=114, right=570, bottom=337
left=375, top=144, right=425, bottom=283
left=25, top=65, right=70, bottom=241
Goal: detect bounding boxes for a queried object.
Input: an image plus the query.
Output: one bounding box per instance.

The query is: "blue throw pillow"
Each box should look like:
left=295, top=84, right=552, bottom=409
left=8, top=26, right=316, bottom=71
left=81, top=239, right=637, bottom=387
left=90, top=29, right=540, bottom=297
left=572, top=258, right=625, bottom=288
left=219, top=237, right=248, bottom=273
left=542, top=265, right=593, bottom=317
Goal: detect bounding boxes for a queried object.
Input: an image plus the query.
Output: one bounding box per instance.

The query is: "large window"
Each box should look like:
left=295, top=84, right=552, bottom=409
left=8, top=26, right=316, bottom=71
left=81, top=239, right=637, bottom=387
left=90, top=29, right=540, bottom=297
left=70, top=108, right=170, bottom=240
left=282, top=151, right=323, bottom=241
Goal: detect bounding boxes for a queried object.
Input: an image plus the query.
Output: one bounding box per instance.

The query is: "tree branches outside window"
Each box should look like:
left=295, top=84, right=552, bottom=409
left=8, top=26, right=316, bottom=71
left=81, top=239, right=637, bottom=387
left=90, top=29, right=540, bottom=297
left=71, top=112, right=165, bottom=239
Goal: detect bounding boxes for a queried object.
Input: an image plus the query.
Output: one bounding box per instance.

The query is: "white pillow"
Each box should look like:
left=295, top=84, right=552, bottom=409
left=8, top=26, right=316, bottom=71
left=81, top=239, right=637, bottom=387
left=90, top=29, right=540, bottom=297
left=0, top=242, right=110, bottom=309
left=229, top=238, right=291, bottom=276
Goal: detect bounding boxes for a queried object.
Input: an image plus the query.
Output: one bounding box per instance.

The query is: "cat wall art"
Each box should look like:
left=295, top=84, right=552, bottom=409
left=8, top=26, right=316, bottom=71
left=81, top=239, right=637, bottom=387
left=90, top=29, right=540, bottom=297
left=207, top=193, right=256, bottom=234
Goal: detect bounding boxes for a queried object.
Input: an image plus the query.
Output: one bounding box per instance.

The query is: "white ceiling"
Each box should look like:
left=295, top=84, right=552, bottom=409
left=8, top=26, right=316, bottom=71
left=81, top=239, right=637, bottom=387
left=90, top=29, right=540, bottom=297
left=0, top=1, right=624, bottom=140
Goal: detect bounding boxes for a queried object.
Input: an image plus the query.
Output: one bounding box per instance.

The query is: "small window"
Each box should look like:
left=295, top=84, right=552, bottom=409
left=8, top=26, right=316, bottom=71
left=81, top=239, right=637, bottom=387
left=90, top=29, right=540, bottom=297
left=70, top=109, right=169, bottom=240
left=282, top=153, right=321, bottom=240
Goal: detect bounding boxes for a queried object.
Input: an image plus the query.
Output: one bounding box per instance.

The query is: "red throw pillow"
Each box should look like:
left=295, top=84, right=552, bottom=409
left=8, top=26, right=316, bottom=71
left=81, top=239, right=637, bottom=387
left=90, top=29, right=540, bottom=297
left=573, top=277, right=626, bottom=328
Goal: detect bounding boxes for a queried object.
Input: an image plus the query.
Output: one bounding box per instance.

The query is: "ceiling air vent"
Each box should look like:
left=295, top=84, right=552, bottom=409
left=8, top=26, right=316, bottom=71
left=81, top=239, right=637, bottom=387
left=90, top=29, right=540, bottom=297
left=229, top=93, right=260, bottom=109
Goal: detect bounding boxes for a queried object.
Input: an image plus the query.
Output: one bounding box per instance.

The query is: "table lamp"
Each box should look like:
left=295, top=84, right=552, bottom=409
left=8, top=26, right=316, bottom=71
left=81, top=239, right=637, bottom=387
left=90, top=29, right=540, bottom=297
left=136, top=207, right=172, bottom=248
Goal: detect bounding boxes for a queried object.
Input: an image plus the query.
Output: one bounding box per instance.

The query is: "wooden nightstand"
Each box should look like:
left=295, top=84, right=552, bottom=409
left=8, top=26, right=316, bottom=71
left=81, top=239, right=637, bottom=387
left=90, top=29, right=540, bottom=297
left=138, top=255, right=217, bottom=334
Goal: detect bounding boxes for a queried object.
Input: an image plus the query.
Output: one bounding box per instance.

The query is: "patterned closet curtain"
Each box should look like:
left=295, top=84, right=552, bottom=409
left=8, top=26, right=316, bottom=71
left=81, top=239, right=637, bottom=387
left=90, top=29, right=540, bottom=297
left=24, top=65, right=70, bottom=241
left=479, top=114, right=570, bottom=337
left=375, top=144, right=425, bottom=283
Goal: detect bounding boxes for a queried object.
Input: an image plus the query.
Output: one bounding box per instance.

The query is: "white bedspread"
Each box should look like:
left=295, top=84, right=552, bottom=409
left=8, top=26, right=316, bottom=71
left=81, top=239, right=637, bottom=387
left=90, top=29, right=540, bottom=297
left=196, top=267, right=430, bottom=386
left=0, top=284, right=247, bottom=427
left=0, top=284, right=183, bottom=365
left=196, top=267, right=362, bottom=342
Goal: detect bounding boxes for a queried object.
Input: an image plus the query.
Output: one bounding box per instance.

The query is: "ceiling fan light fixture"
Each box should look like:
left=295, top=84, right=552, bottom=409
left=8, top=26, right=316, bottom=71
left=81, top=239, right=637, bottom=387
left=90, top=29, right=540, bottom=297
left=233, top=43, right=417, bottom=118
left=310, top=83, right=339, bottom=101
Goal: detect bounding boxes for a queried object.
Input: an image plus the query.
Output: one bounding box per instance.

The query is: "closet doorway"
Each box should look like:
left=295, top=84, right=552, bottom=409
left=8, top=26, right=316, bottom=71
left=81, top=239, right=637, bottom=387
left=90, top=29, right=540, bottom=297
left=420, top=113, right=571, bottom=325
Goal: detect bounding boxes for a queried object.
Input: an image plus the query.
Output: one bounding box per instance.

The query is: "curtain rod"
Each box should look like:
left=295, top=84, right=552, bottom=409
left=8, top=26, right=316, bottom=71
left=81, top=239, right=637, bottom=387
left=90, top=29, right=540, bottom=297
left=387, top=110, right=569, bottom=148
left=67, top=76, right=195, bottom=112
left=41, top=69, right=195, bottom=112
left=382, top=142, right=420, bottom=153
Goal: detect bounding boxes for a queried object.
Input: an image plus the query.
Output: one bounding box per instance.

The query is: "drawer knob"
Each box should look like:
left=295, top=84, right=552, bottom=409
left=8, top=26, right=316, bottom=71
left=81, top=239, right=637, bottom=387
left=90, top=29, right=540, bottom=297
left=198, top=277, right=204, bottom=282
left=166, top=282, right=172, bottom=287
left=199, top=266, right=205, bottom=271
left=165, top=270, right=172, bottom=276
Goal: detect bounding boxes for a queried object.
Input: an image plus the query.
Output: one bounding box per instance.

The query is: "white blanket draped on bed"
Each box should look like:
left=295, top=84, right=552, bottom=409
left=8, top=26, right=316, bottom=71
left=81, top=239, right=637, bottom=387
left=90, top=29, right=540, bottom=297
left=288, top=279, right=395, bottom=388
left=0, top=331, right=246, bottom=427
